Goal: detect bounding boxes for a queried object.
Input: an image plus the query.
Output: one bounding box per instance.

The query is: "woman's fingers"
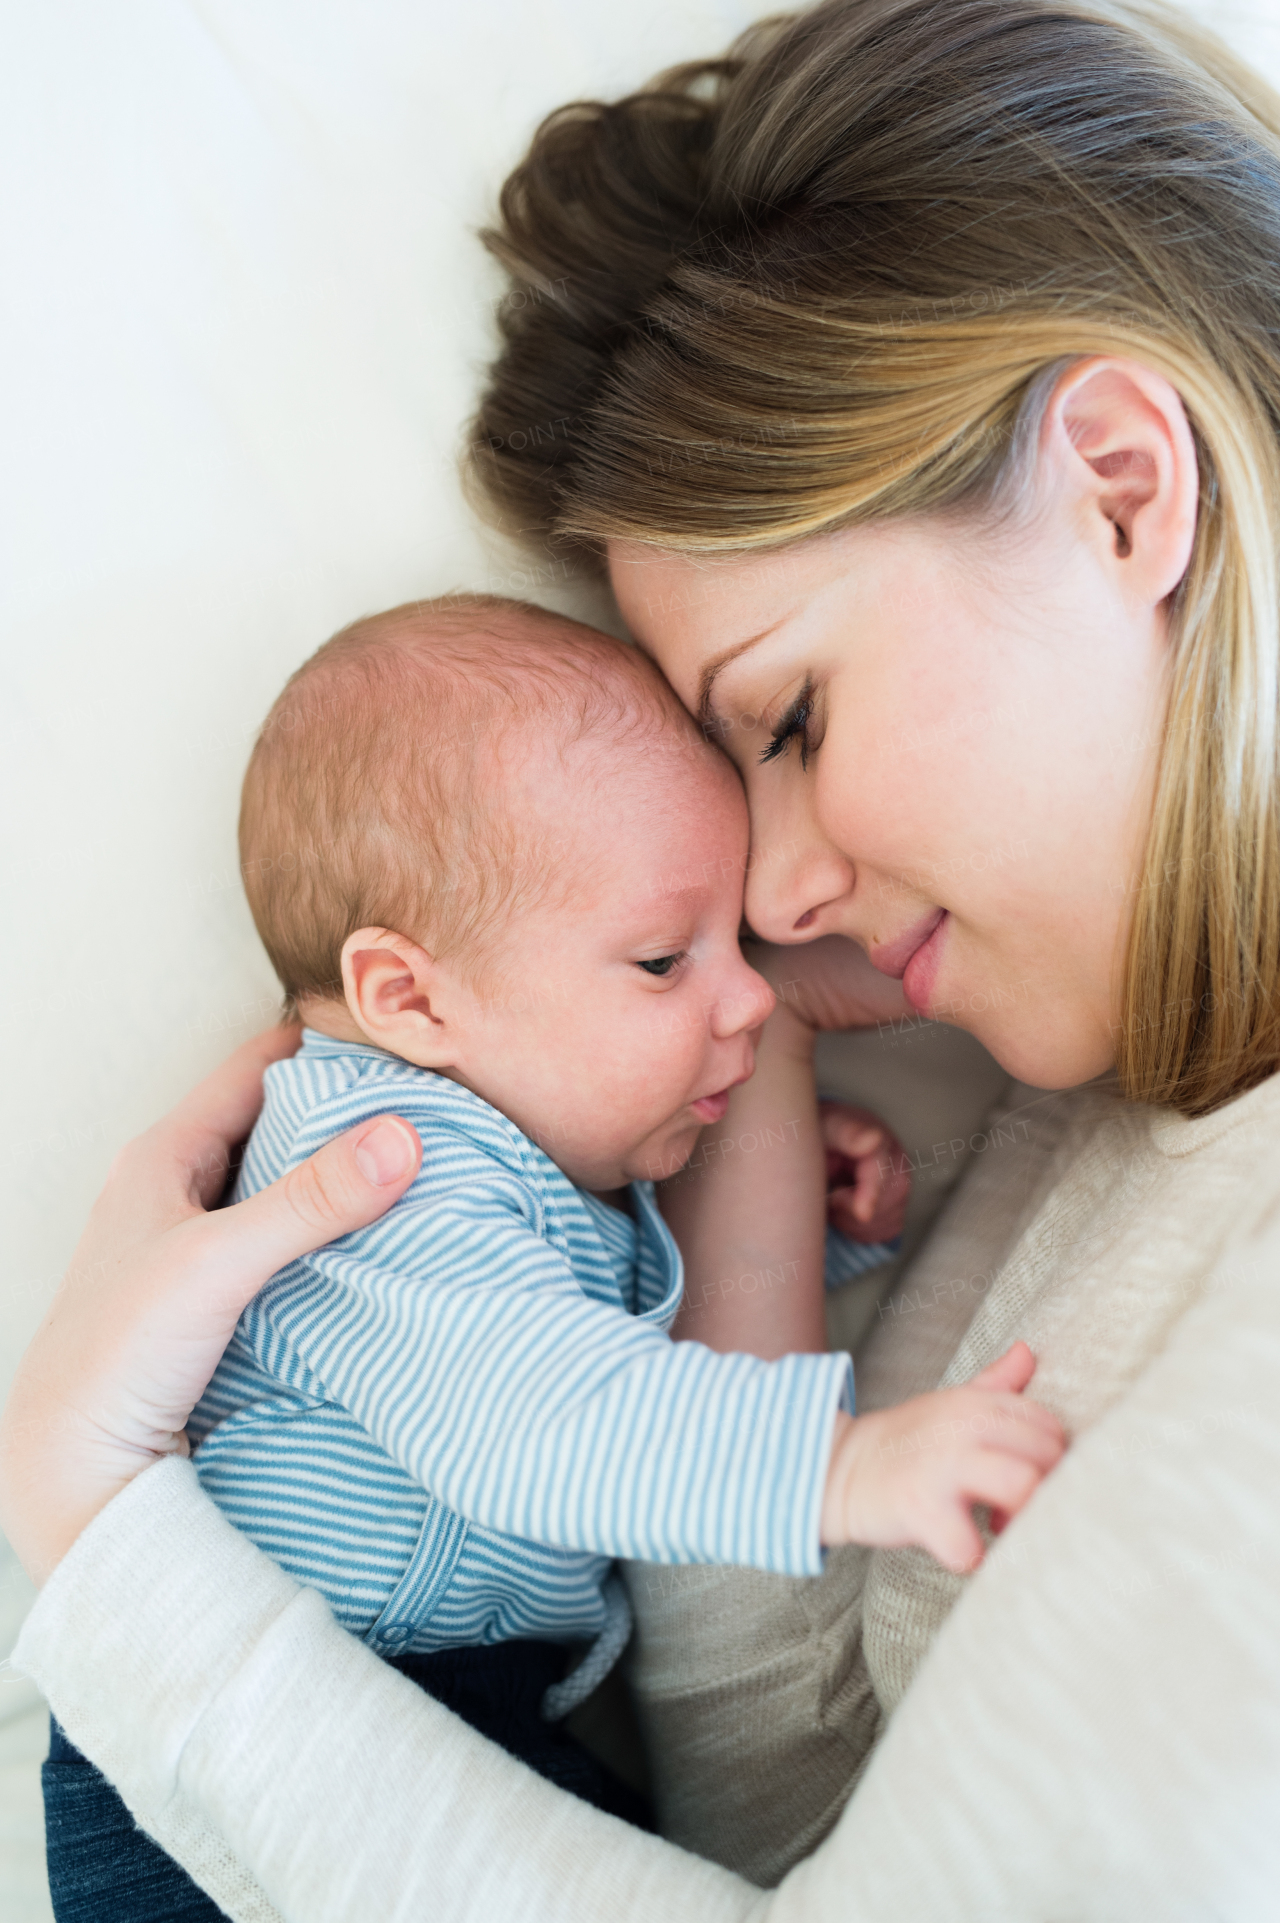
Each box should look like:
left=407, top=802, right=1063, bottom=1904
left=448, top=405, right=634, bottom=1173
left=206, top=1116, right=421, bottom=1308
left=139, top=1115, right=425, bottom=1367
left=61, top=1027, right=308, bottom=1262
left=123, top=1116, right=422, bottom=1437
left=168, top=1025, right=303, bottom=1142
left=0, top=1085, right=420, bottom=1583
left=164, top=1025, right=304, bottom=1208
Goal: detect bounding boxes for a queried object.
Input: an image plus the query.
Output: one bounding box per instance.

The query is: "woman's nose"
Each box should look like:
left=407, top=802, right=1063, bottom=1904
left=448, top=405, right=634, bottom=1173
left=744, top=819, right=856, bottom=944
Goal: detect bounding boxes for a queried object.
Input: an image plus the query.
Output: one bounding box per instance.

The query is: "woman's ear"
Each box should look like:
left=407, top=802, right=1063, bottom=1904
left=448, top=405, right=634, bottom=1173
left=1043, top=357, right=1199, bottom=605
left=340, top=928, right=459, bottom=1066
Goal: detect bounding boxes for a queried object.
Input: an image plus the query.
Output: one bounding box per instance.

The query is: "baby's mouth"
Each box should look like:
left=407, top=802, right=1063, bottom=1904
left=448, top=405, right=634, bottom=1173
left=690, top=1087, right=733, bottom=1124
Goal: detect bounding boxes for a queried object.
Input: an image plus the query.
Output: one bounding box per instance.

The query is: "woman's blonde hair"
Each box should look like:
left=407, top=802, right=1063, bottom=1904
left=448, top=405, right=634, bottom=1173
left=471, top=0, right=1280, bottom=1117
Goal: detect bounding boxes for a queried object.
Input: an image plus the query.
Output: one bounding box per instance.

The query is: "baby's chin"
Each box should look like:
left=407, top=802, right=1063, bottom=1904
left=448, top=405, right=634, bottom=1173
left=617, top=1118, right=704, bottom=1189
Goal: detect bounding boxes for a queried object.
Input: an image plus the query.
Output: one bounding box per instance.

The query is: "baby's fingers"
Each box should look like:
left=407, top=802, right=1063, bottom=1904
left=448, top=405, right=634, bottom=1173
left=971, top=1395, right=1066, bottom=1467
left=829, top=1151, right=910, bottom=1241
left=968, top=1340, right=1036, bottom=1397
left=835, top=1154, right=894, bottom=1231
left=819, top=1102, right=890, bottom=1162
left=958, top=1449, right=1045, bottom=1522
left=993, top=1423, right=1065, bottom=1476
left=915, top=1503, right=987, bottom=1574
left=934, top=1380, right=1064, bottom=1452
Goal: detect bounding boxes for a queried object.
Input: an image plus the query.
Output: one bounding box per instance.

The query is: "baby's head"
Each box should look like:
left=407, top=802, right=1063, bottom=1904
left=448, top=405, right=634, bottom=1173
left=241, top=595, right=774, bottom=1190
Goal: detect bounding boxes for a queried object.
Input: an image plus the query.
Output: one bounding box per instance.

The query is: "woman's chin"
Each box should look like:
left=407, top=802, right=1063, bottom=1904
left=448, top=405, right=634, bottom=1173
left=964, top=1015, right=1118, bottom=1092
left=908, top=929, right=1116, bottom=1089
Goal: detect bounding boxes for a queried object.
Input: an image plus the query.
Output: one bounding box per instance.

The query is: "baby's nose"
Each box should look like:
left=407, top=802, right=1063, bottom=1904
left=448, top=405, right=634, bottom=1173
left=712, top=967, right=775, bottom=1038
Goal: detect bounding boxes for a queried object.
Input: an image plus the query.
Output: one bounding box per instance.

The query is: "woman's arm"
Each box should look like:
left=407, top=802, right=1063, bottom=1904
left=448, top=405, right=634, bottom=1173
left=13, top=1456, right=761, bottom=1923
left=15, top=1168, right=1280, bottom=1923
left=797, top=1225, right=1280, bottom=1918
left=7, top=1025, right=1277, bottom=1921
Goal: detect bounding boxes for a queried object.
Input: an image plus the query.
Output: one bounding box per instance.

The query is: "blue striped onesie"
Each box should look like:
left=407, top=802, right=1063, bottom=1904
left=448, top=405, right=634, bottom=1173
left=190, top=1031, right=855, bottom=1712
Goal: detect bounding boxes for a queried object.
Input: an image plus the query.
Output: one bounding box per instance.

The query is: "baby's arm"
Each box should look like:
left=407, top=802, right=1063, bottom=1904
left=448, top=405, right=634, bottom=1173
left=660, top=931, right=909, bottom=1357
left=661, top=934, right=1063, bottom=1569
left=248, top=1076, right=1057, bottom=1579
left=662, top=1058, right=1062, bottom=1568
left=244, top=1129, right=853, bottom=1577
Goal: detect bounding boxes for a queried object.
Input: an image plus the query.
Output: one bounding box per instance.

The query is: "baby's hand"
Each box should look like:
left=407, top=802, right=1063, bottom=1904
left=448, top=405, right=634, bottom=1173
left=820, top=1342, right=1065, bottom=1571
left=820, top=1101, right=911, bottom=1243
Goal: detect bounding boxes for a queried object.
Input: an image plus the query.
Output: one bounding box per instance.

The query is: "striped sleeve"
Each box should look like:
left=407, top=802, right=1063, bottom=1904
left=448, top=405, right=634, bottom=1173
left=257, top=1180, right=852, bottom=1578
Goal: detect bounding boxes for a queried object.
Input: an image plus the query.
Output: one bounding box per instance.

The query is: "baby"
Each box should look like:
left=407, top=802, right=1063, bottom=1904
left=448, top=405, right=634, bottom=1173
left=178, top=595, right=1060, bottom=1821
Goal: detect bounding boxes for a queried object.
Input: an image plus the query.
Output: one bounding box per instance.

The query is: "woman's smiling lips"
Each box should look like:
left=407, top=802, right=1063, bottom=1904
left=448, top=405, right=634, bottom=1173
left=868, top=907, right=949, bottom=1014
left=901, top=912, right=949, bottom=1014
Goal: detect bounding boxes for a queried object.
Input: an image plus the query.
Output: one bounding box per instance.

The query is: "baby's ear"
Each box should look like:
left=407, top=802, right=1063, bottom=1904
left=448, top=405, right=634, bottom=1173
left=340, top=928, right=456, bottom=1064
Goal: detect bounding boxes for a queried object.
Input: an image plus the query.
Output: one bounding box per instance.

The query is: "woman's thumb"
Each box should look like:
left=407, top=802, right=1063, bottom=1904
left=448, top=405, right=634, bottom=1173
left=204, top=1115, right=422, bottom=1296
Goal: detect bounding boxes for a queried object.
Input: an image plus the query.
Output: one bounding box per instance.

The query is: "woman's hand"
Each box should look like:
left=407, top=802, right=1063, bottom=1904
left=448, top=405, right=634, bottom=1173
left=0, top=1027, right=421, bottom=1586
left=747, top=932, right=911, bottom=1034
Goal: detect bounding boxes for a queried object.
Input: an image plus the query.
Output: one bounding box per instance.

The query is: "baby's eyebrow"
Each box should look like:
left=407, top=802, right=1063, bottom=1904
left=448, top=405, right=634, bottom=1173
left=626, top=876, right=715, bottom=917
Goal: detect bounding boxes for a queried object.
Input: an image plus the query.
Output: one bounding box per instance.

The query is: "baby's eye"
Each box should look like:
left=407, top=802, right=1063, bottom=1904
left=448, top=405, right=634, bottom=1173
left=636, top=953, right=684, bottom=977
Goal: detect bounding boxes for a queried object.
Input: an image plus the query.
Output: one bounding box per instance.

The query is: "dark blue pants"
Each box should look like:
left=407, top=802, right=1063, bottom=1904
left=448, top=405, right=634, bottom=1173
left=43, top=1639, right=653, bottom=1921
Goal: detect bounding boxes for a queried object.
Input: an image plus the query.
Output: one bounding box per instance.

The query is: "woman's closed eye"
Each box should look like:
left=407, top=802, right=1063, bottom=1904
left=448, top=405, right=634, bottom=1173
left=759, top=678, right=820, bottom=770
left=636, top=952, right=685, bottom=977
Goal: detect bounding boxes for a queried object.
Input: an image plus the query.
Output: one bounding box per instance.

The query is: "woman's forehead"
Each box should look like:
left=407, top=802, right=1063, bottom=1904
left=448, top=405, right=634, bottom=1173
left=607, top=538, right=827, bottom=667
left=607, top=526, right=918, bottom=713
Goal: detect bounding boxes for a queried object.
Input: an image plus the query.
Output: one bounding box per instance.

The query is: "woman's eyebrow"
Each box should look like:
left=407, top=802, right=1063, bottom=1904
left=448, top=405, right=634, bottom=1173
left=696, top=620, right=788, bottom=731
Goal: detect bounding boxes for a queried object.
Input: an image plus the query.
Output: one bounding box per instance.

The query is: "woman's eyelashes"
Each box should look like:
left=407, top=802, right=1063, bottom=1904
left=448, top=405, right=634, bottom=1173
left=759, top=678, right=820, bottom=770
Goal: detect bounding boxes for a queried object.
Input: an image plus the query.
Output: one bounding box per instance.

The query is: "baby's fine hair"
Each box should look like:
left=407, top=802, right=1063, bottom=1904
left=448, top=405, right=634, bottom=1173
left=239, top=593, right=701, bottom=1013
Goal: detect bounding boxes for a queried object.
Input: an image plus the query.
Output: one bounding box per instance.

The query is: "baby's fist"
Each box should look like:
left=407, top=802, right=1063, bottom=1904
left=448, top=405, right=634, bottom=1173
left=820, top=1342, right=1066, bottom=1572
left=820, top=1101, right=910, bottom=1243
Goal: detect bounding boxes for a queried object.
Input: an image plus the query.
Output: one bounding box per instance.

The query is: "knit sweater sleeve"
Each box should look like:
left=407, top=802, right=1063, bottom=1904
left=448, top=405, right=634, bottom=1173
left=11, top=1455, right=764, bottom=1923
left=645, top=1192, right=1280, bottom=1918
left=13, top=1192, right=1280, bottom=1920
